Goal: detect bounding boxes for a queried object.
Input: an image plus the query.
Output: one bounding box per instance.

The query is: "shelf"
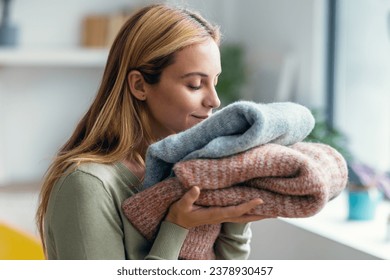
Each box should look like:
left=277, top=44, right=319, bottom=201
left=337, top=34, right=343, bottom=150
left=281, top=191, right=390, bottom=260
left=0, top=48, right=109, bottom=67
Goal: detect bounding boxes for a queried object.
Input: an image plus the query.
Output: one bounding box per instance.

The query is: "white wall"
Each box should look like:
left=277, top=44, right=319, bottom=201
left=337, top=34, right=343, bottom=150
left=0, top=67, right=103, bottom=183
left=0, top=0, right=150, bottom=184
left=169, top=0, right=327, bottom=107
left=234, top=0, right=326, bottom=107
left=11, top=0, right=151, bottom=47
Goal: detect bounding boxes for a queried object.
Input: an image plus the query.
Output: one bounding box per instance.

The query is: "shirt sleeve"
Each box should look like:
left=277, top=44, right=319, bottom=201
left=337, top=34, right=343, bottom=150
left=46, top=170, right=190, bottom=260
left=47, top=170, right=126, bottom=259
left=145, top=221, right=189, bottom=260
left=214, top=222, right=252, bottom=260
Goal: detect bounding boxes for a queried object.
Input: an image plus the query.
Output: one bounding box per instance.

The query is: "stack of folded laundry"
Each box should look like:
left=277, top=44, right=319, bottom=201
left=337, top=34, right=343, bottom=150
left=122, top=101, right=348, bottom=259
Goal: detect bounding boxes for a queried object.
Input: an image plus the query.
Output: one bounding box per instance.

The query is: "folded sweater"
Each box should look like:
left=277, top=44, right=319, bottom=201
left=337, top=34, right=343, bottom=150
left=143, top=101, right=315, bottom=188
left=122, top=142, right=348, bottom=259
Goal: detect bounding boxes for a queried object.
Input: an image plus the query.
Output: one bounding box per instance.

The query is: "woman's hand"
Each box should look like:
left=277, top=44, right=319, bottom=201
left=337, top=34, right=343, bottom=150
left=165, top=186, right=274, bottom=229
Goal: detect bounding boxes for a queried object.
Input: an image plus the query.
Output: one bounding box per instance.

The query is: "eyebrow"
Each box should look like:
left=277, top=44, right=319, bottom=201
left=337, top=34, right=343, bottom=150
left=180, top=72, right=221, bottom=79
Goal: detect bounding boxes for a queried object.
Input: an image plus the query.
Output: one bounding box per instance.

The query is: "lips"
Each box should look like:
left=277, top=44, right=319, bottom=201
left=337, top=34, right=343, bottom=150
left=191, top=115, right=209, bottom=120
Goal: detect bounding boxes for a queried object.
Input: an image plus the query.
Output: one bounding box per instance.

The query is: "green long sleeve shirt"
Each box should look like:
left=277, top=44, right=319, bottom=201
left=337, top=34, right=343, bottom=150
left=44, top=162, right=252, bottom=260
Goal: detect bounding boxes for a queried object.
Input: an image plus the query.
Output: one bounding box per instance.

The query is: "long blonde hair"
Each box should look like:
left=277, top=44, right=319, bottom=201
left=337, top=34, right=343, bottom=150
left=36, top=3, right=220, bottom=253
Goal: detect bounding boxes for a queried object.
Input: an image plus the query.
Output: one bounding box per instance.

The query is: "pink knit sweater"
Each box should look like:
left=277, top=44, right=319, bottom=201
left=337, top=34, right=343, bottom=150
left=122, top=142, right=348, bottom=259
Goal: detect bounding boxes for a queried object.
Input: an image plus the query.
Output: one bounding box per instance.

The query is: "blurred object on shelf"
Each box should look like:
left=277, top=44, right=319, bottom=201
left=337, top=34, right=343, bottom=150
left=0, top=222, right=44, bottom=260
left=81, top=10, right=132, bottom=48
left=386, top=213, right=390, bottom=242
left=81, top=14, right=109, bottom=48
left=0, top=0, right=18, bottom=46
left=388, top=10, right=390, bottom=39
left=347, top=188, right=383, bottom=221
left=347, top=162, right=389, bottom=221
left=348, top=162, right=390, bottom=199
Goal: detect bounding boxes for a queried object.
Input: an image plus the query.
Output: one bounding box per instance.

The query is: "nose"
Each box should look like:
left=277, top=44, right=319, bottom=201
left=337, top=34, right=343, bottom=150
left=203, top=85, right=221, bottom=109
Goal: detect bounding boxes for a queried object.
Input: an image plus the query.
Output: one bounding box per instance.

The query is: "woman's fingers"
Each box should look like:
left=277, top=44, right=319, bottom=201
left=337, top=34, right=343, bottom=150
left=233, top=198, right=264, bottom=215
left=175, top=186, right=200, bottom=211
left=180, top=186, right=200, bottom=209
left=165, top=186, right=275, bottom=229
left=165, top=186, right=201, bottom=228
left=214, top=198, right=263, bottom=219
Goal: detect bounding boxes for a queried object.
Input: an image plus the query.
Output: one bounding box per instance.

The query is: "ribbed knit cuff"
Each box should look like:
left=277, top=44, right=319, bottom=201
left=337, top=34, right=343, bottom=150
left=147, top=221, right=189, bottom=260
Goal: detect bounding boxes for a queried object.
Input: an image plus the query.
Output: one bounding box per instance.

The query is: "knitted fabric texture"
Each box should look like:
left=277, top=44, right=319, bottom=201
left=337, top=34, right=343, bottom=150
left=122, top=142, right=348, bottom=259
left=143, top=101, right=315, bottom=188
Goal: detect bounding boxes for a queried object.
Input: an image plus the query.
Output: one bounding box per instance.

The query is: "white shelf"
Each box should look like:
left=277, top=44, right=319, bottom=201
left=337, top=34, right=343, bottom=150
left=282, top=192, right=390, bottom=260
left=0, top=48, right=109, bottom=67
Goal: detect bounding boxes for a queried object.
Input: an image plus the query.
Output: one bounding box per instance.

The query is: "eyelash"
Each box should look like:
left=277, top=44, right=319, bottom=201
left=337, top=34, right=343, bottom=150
left=188, top=85, right=202, bottom=90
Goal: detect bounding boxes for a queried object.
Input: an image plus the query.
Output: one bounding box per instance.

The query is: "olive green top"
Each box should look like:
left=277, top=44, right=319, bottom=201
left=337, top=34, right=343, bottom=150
left=44, top=162, right=252, bottom=259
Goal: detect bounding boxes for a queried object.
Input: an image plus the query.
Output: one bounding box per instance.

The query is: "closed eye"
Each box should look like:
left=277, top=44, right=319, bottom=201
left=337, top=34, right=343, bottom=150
left=188, top=85, right=202, bottom=90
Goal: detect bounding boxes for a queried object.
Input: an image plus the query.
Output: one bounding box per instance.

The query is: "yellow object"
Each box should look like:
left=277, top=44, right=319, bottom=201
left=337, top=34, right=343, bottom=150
left=0, top=222, right=45, bottom=260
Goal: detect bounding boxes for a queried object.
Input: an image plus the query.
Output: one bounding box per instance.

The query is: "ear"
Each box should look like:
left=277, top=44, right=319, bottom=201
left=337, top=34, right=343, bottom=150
left=127, top=70, right=147, bottom=101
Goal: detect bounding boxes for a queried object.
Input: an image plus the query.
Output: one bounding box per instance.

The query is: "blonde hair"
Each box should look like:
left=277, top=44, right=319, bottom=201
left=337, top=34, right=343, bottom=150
left=36, top=3, right=220, bottom=254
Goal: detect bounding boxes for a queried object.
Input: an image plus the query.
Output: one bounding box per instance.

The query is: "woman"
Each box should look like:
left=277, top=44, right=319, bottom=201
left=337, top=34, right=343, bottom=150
left=36, top=4, right=266, bottom=260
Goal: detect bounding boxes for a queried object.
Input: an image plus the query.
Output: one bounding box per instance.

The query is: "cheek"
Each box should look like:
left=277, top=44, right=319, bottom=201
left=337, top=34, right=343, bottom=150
left=146, top=87, right=188, bottom=123
left=153, top=84, right=194, bottom=112
left=163, top=97, right=198, bottom=130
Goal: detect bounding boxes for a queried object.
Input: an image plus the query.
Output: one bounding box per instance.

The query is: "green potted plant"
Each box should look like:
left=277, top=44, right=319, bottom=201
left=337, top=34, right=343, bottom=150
left=216, top=44, right=246, bottom=106
left=304, top=109, right=352, bottom=162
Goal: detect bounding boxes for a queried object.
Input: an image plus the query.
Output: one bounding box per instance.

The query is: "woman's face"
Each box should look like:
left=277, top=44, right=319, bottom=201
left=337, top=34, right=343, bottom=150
left=144, top=38, right=222, bottom=139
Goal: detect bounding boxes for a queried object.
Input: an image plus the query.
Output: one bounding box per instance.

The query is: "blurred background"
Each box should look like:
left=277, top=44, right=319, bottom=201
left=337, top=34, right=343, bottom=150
left=0, top=0, right=389, bottom=259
